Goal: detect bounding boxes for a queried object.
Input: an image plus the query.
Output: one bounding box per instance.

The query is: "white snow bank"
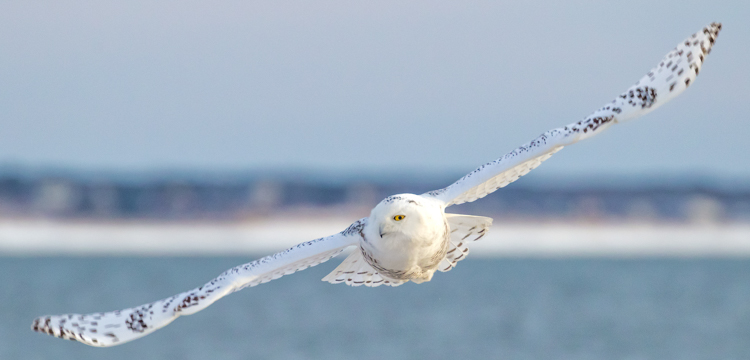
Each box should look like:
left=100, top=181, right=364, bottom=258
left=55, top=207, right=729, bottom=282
left=1, top=218, right=749, bottom=257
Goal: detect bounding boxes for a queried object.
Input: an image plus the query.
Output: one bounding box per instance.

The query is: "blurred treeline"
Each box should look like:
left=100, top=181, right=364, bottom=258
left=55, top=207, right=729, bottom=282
left=0, top=170, right=748, bottom=223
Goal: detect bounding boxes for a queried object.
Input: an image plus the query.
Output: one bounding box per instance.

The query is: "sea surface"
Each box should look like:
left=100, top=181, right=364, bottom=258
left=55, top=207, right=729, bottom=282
left=4, top=257, right=750, bottom=360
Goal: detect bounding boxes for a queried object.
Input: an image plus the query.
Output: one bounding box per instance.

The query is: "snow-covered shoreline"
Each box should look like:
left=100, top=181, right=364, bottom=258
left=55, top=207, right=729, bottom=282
left=1, top=218, right=749, bottom=257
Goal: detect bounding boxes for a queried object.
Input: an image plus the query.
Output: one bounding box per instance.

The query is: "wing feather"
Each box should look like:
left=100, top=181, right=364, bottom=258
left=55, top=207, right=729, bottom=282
left=321, top=250, right=407, bottom=287
left=31, top=218, right=366, bottom=347
left=438, top=214, right=493, bottom=272
left=426, top=23, right=722, bottom=207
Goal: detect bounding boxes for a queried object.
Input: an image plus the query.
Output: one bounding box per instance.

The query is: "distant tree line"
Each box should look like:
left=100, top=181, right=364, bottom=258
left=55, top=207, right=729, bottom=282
left=0, top=174, right=748, bottom=223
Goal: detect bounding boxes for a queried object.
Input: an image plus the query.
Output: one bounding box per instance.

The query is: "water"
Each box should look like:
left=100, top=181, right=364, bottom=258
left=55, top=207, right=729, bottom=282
left=4, top=257, right=750, bottom=359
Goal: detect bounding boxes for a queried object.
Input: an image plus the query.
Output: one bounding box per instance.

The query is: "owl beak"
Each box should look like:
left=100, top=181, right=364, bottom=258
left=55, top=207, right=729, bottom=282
left=379, top=224, right=386, bottom=238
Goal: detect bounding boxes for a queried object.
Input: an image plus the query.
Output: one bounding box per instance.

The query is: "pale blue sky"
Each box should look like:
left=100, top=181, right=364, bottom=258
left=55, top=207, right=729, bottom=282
left=0, top=1, right=748, bottom=179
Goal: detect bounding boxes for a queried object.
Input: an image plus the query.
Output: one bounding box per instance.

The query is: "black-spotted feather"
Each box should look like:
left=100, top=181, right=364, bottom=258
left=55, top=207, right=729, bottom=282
left=426, top=23, right=722, bottom=207
left=31, top=219, right=365, bottom=347
left=438, top=214, right=493, bottom=272
left=322, top=250, right=407, bottom=287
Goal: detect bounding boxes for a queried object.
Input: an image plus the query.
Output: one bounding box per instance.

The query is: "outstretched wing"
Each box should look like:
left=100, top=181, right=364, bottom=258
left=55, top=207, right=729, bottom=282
left=31, top=218, right=367, bottom=347
left=425, top=23, right=722, bottom=207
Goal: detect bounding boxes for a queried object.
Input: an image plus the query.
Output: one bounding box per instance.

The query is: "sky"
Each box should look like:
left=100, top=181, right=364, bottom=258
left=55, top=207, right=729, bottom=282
left=0, top=0, right=748, bottom=180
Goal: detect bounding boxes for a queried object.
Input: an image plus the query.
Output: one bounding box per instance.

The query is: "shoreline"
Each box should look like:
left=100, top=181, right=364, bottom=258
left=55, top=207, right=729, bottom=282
left=1, top=218, right=749, bottom=257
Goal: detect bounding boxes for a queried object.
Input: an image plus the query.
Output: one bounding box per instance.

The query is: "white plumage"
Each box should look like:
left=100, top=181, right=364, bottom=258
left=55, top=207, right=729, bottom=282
left=32, top=23, right=722, bottom=347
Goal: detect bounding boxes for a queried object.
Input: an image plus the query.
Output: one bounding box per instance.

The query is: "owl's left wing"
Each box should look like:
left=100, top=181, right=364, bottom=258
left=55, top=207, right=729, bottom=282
left=425, top=23, right=722, bottom=207
left=31, top=218, right=366, bottom=347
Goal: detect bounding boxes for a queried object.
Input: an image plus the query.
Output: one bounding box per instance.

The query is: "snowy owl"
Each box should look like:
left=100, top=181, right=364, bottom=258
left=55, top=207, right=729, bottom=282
left=32, top=23, right=722, bottom=347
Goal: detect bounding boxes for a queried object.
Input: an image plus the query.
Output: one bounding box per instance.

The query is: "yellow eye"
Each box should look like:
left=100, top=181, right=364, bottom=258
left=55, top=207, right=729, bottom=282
left=393, top=215, right=406, bottom=221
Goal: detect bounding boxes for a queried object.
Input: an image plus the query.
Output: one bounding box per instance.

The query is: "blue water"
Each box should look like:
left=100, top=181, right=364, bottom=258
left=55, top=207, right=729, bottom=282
left=4, top=257, right=750, bottom=360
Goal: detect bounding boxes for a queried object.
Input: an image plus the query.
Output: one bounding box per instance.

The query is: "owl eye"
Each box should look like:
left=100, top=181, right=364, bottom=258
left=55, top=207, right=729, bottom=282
left=393, top=215, right=406, bottom=221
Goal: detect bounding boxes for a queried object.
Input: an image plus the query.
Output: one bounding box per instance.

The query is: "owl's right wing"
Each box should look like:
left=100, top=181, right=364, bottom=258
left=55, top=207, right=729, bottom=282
left=31, top=218, right=366, bottom=347
left=425, top=23, right=722, bottom=207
